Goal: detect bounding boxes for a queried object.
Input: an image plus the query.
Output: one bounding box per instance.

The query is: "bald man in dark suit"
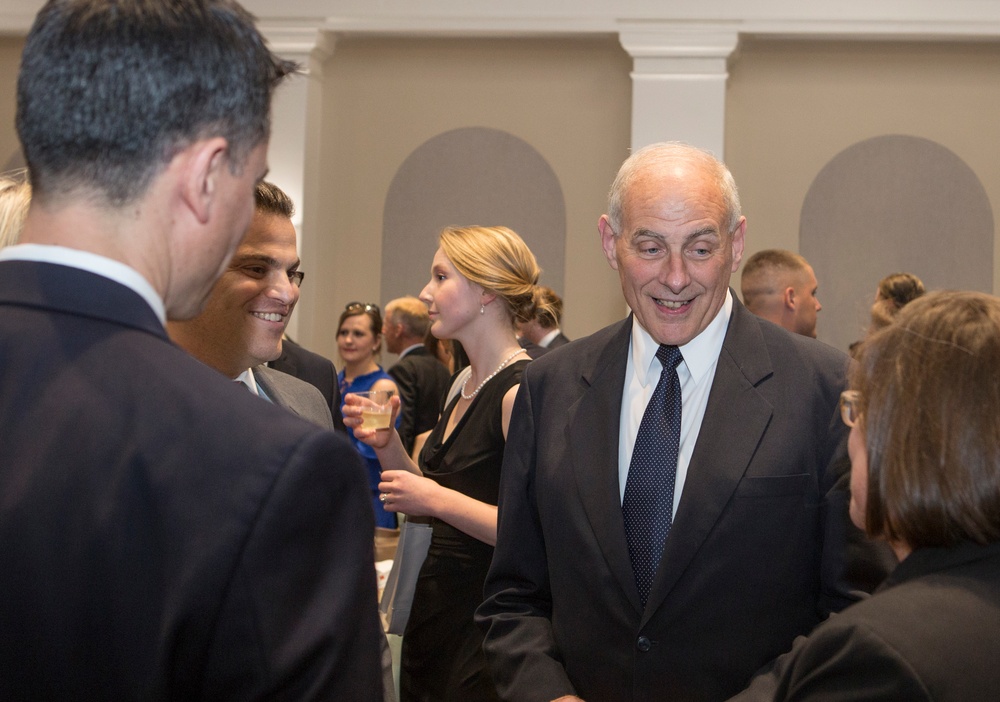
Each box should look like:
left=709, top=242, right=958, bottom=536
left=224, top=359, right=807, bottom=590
left=478, top=143, right=892, bottom=702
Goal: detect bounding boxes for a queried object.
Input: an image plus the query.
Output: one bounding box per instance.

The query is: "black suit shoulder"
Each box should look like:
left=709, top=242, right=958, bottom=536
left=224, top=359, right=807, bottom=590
left=0, top=277, right=383, bottom=699
left=389, top=348, right=451, bottom=453
left=768, top=544, right=1000, bottom=702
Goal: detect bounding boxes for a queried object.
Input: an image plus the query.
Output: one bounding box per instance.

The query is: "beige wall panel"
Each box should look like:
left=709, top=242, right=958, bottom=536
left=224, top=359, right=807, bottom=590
left=726, top=38, right=1000, bottom=349
left=0, top=37, right=24, bottom=173
left=302, top=36, right=631, bottom=359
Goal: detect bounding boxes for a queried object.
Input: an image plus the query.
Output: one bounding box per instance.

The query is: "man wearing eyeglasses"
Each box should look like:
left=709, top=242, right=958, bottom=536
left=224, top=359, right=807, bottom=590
left=170, top=181, right=331, bottom=419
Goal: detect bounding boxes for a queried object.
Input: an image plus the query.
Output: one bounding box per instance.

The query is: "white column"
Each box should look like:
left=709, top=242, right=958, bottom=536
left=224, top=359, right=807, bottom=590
left=257, top=24, right=335, bottom=341
left=618, top=23, right=740, bottom=158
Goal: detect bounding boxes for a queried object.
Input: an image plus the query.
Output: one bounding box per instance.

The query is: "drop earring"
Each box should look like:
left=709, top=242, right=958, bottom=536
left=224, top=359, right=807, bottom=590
left=480, top=304, right=485, bottom=315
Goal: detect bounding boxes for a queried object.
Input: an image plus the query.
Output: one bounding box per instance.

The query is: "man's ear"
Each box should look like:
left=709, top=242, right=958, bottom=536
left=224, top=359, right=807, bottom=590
left=783, top=286, right=797, bottom=311
left=178, top=137, right=229, bottom=225
left=729, top=217, right=747, bottom=272
left=598, top=215, right=620, bottom=271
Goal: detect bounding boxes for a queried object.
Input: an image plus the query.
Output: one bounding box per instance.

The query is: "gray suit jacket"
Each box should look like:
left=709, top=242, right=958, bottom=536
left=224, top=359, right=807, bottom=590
left=254, top=365, right=398, bottom=702
left=255, top=365, right=334, bottom=430
left=479, top=295, right=892, bottom=702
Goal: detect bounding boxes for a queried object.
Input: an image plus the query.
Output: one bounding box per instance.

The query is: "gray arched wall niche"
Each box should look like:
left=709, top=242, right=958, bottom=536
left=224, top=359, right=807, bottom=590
left=801, top=134, right=993, bottom=353
left=381, top=127, right=566, bottom=306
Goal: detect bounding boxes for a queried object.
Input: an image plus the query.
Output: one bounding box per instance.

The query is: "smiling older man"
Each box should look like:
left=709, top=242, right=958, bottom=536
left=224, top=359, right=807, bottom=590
left=478, top=142, right=892, bottom=702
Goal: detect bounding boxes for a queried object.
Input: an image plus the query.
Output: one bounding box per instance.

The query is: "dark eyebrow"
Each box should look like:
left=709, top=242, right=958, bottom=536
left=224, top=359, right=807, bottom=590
left=231, top=254, right=301, bottom=270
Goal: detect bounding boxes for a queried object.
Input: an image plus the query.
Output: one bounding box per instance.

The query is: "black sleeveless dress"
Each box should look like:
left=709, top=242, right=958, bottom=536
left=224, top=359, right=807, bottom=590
left=399, top=360, right=527, bottom=702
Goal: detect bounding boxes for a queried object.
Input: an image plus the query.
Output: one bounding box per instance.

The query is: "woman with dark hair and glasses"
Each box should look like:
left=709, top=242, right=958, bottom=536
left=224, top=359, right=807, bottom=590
left=337, top=301, right=400, bottom=528
left=345, top=226, right=555, bottom=701
left=743, top=290, right=1000, bottom=701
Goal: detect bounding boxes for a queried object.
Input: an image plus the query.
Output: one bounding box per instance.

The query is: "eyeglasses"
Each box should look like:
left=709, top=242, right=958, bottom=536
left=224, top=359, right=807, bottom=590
left=233, top=260, right=304, bottom=288
left=345, top=302, right=380, bottom=315
left=840, top=390, right=861, bottom=427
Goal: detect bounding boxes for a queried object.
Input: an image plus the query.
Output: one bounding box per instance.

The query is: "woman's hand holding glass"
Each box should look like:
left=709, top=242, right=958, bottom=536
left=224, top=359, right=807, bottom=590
left=343, top=391, right=401, bottom=449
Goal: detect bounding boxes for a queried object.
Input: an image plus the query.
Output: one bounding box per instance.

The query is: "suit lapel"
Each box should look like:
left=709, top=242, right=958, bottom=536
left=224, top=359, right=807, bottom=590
left=255, top=366, right=299, bottom=415
left=568, top=317, right=644, bottom=613
left=643, top=299, right=775, bottom=621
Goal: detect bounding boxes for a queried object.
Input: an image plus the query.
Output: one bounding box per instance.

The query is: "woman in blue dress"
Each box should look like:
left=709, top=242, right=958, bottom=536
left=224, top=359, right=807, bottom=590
left=336, top=301, right=400, bottom=528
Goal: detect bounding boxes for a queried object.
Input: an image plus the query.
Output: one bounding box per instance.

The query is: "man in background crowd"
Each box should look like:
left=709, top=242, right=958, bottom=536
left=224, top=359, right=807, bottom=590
left=384, top=296, right=451, bottom=454
left=518, top=284, right=571, bottom=349
left=740, top=248, right=823, bottom=338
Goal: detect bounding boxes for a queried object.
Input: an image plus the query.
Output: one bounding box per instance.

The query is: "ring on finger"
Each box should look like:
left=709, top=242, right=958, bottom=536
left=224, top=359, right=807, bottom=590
left=379, top=493, right=388, bottom=503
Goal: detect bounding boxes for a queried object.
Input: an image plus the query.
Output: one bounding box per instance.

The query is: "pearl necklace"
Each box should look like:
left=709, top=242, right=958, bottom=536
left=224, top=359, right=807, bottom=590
left=460, top=348, right=527, bottom=401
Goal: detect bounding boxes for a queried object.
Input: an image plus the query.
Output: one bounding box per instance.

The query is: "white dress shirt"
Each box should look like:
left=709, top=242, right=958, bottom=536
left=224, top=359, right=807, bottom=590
left=234, top=367, right=272, bottom=401
left=618, top=290, right=733, bottom=514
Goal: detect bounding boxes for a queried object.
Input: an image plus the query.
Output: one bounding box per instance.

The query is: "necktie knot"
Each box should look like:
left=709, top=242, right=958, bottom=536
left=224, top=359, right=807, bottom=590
left=656, top=344, right=683, bottom=372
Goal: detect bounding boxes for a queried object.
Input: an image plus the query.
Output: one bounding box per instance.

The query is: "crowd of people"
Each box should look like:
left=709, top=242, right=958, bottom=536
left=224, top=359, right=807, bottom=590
left=1, top=1, right=997, bottom=701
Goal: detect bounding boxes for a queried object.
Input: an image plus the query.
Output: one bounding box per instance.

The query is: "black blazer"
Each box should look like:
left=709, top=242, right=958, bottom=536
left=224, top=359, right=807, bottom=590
left=742, top=540, right=1000, bottom=701
left=388, top=346, right=451, bottom=454
left=0, top=261, right=383, bottom=700
left=518, top=336, right=549, bottom=359
left=271, top=337, right=346, bottom=432
left=479, top=296, right=892, bottom=702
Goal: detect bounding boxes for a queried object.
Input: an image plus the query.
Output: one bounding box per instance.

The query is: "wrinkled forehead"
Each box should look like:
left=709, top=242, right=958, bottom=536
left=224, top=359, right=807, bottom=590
left=623, top=166, right=730, bottom=234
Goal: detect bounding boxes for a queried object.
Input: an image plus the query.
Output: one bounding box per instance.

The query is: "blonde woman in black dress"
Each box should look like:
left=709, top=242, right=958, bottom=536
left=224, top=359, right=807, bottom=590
left=345, top=225, right=553, bottom=701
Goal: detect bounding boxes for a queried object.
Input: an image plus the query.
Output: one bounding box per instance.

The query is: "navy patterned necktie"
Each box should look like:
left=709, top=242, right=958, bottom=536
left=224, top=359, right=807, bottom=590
left=622, top=344, right=683, bottom=607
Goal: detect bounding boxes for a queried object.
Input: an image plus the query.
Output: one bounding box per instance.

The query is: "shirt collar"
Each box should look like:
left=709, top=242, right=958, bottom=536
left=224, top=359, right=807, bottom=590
left=630, top=289, right=733, bottom=386
left=538, top=328, right=561, bottom=348
left=0, top=243, right=166, bottom=325
left=235, top=367, right=264, bottom=398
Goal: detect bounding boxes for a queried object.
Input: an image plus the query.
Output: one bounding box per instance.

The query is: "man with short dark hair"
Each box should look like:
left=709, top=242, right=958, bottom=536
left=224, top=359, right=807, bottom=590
left=740, top=248, right=823, bottom=338
left=0, top=1, right=382, bottom=698
left=169, top=180, right=331, bottom=426
left=383, top=296, right=451, bottom=454
left=170, top=180, right=397, bottom=702
left=479, top=142, right=890, bottom=701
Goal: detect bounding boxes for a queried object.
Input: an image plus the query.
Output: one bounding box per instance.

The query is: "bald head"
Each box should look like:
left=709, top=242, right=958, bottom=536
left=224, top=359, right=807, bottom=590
left=741, top=249, right=821, bottom=338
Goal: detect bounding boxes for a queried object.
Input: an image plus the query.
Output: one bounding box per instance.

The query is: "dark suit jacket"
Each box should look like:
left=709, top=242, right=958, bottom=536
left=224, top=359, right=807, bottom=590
left=387, top=346, right=450, bottom=454
left=518, top=336, right=549, bottom=359
left=546, top=331, right=570, bottom=348
left=255, top=364, right=335, bottom=430
left=479, top=297, right=889, bottom=702
left=741, top=540, right=1000, bottom=702
left=270, top=337, right=346, bottom=432
left=0, top=260, right=383, bottom=701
